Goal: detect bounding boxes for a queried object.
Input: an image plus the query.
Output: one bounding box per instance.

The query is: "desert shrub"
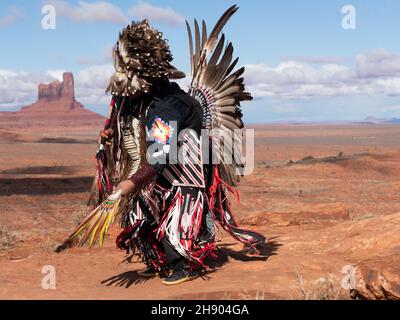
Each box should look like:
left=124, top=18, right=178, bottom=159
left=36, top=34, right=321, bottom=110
left=73, top=209, right=88, bottom=226
left=295, top=268, right=342, bottom=300
left=0, top=226, right=18, bottom=250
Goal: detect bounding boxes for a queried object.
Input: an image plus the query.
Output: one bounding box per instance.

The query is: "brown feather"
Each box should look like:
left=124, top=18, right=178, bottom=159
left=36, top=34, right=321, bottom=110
left=215, top=67, right=245, bottom=93
left=202, top=20, right=207, bottom=50
left=203, top=5, right=238, bottom=56
left=210, top=43, right=233, bottom=88
left=215, top=86, right=240, bottom=100
left=219, top=105, right=237, bottom=114
left=220, top=115, right=243, bottom=129
left=215, top=97, right=236, bottom=107
left=185, top=21, right=194, bottom=76
left=201, top=34, right=225, bottom=85
left=194, top=19, right=201, bottom=69
left=222, top=57, right=239, bottom=81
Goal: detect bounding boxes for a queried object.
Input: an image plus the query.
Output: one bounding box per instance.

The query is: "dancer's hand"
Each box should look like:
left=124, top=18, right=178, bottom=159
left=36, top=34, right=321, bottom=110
left=116, top=179, right=137, bottom=197
left=98, top=128, right=114, bottom=145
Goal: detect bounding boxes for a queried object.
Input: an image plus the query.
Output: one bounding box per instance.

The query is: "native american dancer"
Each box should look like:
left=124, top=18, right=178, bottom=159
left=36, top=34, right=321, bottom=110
left=59, top=5, right=265, bottom=285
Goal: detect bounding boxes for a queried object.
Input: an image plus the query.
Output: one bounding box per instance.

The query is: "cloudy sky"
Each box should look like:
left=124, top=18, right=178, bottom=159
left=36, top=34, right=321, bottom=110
left=1, top=0, right=400, bottom=123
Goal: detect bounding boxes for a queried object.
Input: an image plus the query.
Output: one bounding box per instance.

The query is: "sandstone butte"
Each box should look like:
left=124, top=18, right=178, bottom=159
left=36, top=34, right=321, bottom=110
left=0, top=72, right=104, bottom=128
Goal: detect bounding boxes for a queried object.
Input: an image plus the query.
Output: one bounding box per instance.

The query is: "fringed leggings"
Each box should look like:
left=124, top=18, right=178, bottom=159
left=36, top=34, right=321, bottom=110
left=117, top=185, right=216, bottom=271
left=117, top=179, right=266, bottom=271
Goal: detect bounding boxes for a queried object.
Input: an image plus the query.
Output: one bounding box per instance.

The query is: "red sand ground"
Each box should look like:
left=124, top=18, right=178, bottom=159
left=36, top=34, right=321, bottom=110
left=0, top=123, right=399, bottom=299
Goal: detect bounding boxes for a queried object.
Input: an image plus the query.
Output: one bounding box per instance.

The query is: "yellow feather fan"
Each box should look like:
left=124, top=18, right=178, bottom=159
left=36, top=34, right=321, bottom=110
left=67, top=191, right=124, bottom=248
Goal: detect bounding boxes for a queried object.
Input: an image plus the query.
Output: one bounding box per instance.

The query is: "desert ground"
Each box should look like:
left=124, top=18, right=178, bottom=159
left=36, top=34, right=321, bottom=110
left=0, top=123, right=399, bottom=300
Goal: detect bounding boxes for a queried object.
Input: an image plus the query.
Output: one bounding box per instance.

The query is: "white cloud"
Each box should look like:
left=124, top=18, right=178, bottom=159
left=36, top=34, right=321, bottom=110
left=245, top=61, right=355, bottom=99
left=380, top=104, right=400, bottom=113
left=0, top=70, right=56, bottom=109
left=48, top=0, right=128, bottom=24
left=75, top=64, right=113, bottom=89
left=3, top=48, right=400, bottom=113
left=245, top=61, right=352, bottom=87
left=373, top=78, right=400, bottom=96
left=356, top=49, right=400, bottom=78
left=128, top=1, right=185, bottom=26
left=245, top=49, right=400, bottom=100
left=0, top=65, right=114, bottom=109
left=290, top=56, right=348, bottom=65
left=46, top=70, right=66, bottom=81
left=46, top=1, right=185, bottom=26
left=74, top=64, right=114, bottom=105
left=0, top=6, right=24, bottom=27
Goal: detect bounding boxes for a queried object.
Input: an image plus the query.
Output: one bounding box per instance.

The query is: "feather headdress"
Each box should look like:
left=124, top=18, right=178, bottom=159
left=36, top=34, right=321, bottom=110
left=106, top=19, right=185, bottom=97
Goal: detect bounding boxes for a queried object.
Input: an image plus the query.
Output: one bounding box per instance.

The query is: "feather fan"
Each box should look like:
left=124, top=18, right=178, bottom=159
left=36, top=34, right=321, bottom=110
left=67, top=191, right=123, bottom=248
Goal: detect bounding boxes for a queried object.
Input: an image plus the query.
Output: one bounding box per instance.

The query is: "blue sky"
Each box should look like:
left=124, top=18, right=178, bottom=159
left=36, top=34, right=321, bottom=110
left=1, top=0, right=400, bottom=123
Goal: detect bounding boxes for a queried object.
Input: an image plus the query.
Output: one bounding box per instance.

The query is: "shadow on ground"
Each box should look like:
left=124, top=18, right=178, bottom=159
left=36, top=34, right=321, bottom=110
left=38, top=137, right=96, bottom=144
left=2, top=166, right=77, bottom=175
left=101, top=271, right=151, bottom=288
left=0, top=176, right=93, bottom=195
left=100, top=240, right=282, bottom=289
left=206, top=239, right=281, bottom=270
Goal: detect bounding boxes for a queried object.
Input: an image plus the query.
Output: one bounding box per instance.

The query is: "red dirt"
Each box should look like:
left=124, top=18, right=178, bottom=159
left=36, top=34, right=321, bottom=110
left=1, top=123, right=399, bottom=300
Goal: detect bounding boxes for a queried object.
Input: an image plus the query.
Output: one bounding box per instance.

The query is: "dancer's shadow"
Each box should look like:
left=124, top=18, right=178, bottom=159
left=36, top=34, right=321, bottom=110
left=101, top=239, right=282, bottom=287
left=205, top=238, right=282, bottom=272
left=101, top=271, right=150, bottom=288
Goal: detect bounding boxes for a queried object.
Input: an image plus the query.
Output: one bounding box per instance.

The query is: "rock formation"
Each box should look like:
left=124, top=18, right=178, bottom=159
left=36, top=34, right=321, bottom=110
left=60, top=72, right=75, bottom=101
left=38, top=72, right=76, bottom=102
left=0, top=72, right=104, bottom=127
left=38, top=80, right=62, bottom=101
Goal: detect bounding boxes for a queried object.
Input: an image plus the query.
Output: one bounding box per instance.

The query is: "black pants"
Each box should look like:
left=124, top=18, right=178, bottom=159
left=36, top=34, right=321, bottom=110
left=162, top=238, right=183, bottom=266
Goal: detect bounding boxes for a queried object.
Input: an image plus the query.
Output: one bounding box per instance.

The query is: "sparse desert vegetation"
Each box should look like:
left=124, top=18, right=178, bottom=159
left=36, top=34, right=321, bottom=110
left=0, top=226, right=18, bottom=250
left=0, top=124, right=399, bottom=299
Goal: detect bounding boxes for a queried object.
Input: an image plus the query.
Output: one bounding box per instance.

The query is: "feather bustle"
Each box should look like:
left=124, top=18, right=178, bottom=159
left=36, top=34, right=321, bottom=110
left=187, top=5, right=251, bottom=186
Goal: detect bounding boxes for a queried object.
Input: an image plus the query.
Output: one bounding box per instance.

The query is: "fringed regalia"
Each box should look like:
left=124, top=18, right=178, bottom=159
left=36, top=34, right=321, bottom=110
left=64, top=5, right=265, bottom=273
